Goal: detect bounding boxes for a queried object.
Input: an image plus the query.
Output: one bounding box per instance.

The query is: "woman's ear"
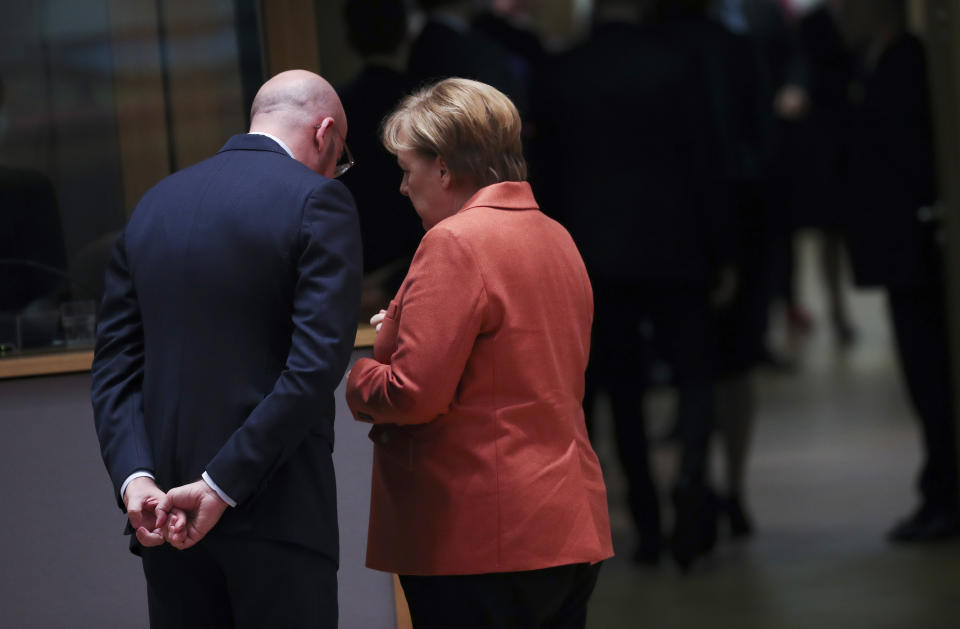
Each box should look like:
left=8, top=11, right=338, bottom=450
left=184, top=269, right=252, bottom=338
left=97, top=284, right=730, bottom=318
left=437, top=156, right=451, bottom=190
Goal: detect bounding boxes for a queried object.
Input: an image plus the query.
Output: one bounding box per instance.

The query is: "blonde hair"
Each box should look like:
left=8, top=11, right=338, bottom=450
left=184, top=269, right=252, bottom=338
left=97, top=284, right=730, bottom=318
left=381, top=78, right=527, bottom=187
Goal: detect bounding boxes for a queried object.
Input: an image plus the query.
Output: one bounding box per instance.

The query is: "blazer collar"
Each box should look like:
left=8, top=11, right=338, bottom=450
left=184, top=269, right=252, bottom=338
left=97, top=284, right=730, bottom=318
left=218, top=133, right=292, bottom=158
left=458, top=181, right=539, bottom=214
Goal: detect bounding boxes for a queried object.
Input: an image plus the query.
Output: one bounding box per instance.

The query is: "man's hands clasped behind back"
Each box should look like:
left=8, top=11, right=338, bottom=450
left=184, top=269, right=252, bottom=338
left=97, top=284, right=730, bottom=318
left=155, top=480, right=229, bottom=550
left=123, top=477, right=228, bottom=550
left=123, top=477, right=174, bottom=547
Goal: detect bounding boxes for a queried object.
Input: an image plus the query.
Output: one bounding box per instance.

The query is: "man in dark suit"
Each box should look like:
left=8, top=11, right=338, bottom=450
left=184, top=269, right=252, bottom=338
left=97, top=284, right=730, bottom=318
left=338, top=0, right=421, bottom=306
left=408, top=0, right=520, bottom=103
left=839, top=0, right=958, bottom=543
left=91, top=69, right=362, bottom=628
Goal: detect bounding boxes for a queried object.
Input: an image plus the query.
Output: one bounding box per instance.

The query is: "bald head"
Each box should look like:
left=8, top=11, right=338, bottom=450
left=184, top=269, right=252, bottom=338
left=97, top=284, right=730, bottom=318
left=249, top=70, right=348, bottom=177
left=251, top=70, right=344, bottom=131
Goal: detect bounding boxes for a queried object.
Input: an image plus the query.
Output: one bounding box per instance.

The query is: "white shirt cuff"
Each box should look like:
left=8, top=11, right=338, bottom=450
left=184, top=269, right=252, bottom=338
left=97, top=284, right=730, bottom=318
left=120, top=471, right=155, bottom=501
left=201, top=471, right=237, bottom=507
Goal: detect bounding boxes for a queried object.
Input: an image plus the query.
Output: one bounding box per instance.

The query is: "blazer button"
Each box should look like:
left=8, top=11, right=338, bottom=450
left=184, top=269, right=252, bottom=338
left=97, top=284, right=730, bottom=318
left=379, top=432, right=391, bottom=445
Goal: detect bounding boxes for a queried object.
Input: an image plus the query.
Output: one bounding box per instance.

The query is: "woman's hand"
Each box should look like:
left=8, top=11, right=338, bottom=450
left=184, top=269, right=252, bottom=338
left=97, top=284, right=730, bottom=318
left=370, top=309, right=386, bottom=333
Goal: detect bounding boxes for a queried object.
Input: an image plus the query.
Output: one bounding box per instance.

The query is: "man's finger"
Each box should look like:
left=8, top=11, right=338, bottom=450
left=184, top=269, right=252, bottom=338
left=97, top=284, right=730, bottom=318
left=170, top=510, right=187, bottom=534
left=170, top=529, right=198, bottom=551
left=168, top=529, right=186, bottom=546
left=127, top=508, right=143, bottom=529
left=164, top=513, right=186, bottom=545
left=154, top=494, right=173, bottom=529
left=136, top=526, right=165, bottom=547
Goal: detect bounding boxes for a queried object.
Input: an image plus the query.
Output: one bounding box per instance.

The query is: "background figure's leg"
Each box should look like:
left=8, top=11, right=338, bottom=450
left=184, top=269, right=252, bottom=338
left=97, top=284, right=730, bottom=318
left=592, top=284, right=661, bottom=564
left=671, top=379, right=718, bottom=571
left=609, top=374, right=660, bottom=564
left=657, top=290, right=719, bottom=571
left=887, top=285, right=959, bottom=542
left=716, top=372, right=756, bottom=538
left=821, top=231, right=855, bottom=346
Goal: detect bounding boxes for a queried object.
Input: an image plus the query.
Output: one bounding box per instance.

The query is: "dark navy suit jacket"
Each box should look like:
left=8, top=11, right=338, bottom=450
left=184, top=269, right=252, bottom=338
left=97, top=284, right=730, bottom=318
left=91, top=134, right=362, bottom=559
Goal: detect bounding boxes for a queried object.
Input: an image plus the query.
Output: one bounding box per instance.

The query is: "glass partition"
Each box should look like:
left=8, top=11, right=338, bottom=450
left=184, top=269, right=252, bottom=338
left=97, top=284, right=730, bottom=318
left=0, top=0, right=261, bottom=360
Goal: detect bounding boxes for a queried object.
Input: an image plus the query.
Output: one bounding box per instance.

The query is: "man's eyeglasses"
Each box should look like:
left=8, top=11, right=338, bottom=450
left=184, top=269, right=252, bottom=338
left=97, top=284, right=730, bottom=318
left=315, top=124, right=355, bottom=178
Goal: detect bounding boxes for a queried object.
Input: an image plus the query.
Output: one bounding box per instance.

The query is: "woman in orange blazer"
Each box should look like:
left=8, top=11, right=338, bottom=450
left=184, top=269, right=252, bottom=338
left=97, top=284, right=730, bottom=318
left=346, top=78, right=613, bottom=629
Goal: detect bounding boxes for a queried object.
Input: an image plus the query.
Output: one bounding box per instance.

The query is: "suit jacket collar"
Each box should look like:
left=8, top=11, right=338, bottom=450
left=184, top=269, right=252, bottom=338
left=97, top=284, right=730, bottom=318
left=218, top=133, right=292, bottom=158
left=459, top=181, right=538, bottom=214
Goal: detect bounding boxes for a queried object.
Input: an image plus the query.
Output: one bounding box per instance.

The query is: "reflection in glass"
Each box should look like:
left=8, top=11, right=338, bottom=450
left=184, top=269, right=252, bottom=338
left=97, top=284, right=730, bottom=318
left=0, top=0, right=260, bottom=358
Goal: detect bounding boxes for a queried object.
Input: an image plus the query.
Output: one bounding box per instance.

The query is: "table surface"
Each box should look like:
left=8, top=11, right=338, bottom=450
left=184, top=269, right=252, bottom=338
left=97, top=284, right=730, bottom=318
left=0, top=325, right=377, bottom=380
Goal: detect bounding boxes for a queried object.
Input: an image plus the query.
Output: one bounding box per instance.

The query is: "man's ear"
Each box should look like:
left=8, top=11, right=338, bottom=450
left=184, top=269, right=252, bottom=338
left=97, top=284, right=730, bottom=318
left=315, top=116, right=334, bottom=147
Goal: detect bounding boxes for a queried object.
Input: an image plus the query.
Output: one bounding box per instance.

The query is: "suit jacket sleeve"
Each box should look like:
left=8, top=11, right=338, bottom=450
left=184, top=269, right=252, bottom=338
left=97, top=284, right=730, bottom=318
left=90, top=230, right=153, bottom=510
left=205, top=179, right=363, bottom=505
left=346, top=226, right=488, bottom=425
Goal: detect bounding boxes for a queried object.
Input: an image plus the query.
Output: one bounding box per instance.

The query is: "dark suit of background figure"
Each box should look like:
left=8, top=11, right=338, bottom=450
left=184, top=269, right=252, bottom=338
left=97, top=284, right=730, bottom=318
left=663, top=7, right=773, bottom=378
left=0, top=166, right=66, bottom=313
left=537, top=16, right=733, bottom=566
left=789, top=5, right=857, bottom=342
left=742, top=0, right=810, bottom=316
left=471, top=10, right=544, bottom=71
left=691, top=4, right=778, bottom=539
left=842, top=34, right=959, bottom=536
left=471, top=7, right=545, bottom=191
left=91, top=133, right=362, bottom=627
left=407, top=9, right=520, bottom=106
left=794, top=5, right=853, bottom=230
left=339, top=67, right=419, bottom=294
left=471, top=9, right=543, bottom=119
left=339, top=0, right=421, bottom=302
left=652, top=4, right=766, bottom=563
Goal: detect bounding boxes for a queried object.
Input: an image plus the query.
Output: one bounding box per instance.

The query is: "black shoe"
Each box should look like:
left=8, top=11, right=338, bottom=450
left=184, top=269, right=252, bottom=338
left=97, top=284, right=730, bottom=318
left=888, top=507, right=960, bottom=543
left=723, top=494, right=755, bottom=539
left=833, top=319, right=857, bottom=348
left=759, top=346, right=796, bottom=373
left=657, top=421, right=682, bottom=444
left=670, top=485, right=718, bottom=572
left=632, top=541, right=661, bottom=567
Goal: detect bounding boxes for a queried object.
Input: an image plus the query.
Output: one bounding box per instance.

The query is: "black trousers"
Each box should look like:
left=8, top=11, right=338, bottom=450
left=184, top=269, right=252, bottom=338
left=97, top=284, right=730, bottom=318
left=140, top=535, right=337, bottom=629
left=586, top=284, right=717, bottom=546
left=888, top=284, right=959, bottom=515
left=399, top=562, right=603, bottom=629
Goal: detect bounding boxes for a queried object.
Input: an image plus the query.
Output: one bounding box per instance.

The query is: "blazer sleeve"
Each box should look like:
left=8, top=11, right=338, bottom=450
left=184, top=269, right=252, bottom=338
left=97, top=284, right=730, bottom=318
left=205, top=179, right=363, bottom=505
left=90, top=230, right=153, bottom=510
left=346, top=226, right=488, bottom=425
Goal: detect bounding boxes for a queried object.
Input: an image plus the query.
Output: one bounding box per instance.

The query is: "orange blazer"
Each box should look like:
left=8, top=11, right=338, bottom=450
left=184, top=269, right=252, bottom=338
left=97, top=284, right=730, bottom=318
left=346, top=181, right=614, bottom=575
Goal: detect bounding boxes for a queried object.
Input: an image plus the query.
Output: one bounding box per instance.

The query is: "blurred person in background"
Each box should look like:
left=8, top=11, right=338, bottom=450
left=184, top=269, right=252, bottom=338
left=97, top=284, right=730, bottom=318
left=835, top=0, right=959, bottom=542
left=347, top=78, right=612, bottom=628
left=472, top=0, right=545, bottom=70
left=707, top=0, right=780, bottom=541
left=407, top=0, right=520, bottom=102
left=744, top=0, right=857, bottom=351
left=537, top=0, right=735, bottom=570
left=793, top=0, right=858, bottom=347
left=742, top=0, right=815, bottom=346
left=471, top=0, right=545, bottom=120
left=338, top=0, right=422, bottom=312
